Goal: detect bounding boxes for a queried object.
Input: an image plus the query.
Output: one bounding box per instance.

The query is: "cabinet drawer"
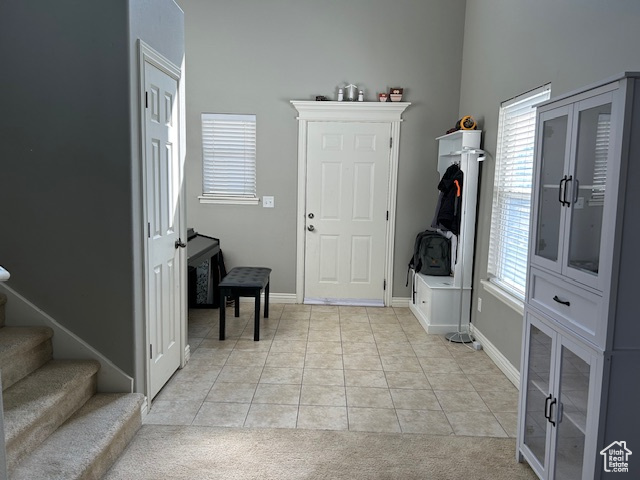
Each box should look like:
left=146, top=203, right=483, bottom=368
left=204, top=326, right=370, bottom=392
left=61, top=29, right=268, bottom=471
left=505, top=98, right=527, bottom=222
left=528, top=268, right=603, bottom=347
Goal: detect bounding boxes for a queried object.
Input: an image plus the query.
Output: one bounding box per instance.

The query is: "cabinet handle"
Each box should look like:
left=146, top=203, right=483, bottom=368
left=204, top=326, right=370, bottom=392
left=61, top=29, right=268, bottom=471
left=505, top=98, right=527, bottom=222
left=573, top=178, right=580, bottom=203
left=563, top=175, right=573, bottom=206
left=544, top=394, right=552, bottom=422
left=557, top=400, right=563, bottom=424
left=549, top=398, right=557, bottom=427
left=558, top=176, right=568, bottom=206
left=553, top=295, right=571, bottom=307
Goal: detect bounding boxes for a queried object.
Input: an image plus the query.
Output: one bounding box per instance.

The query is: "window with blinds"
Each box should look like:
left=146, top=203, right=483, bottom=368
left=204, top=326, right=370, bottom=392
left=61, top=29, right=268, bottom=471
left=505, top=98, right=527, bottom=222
left=200, top=113, right=257, bottom=204
left=487, top=85, right=551, bottom=299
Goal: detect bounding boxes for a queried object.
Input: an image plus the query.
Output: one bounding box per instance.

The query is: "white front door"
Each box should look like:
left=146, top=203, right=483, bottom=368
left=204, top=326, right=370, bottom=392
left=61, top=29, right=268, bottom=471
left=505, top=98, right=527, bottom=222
left=304, top=121, right=391, bottom=305
left=144, top=60, right=183, bottom=399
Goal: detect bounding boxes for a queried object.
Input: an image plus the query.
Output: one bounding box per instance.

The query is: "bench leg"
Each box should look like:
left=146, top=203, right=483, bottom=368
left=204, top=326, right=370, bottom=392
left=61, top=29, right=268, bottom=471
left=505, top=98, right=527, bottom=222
left=234, top=291, right=240, bottom=317
left=219, top=289, right=226, bottom=340
left=254, top=291, right=260, bottom=341
left=264, top=279, right=270, bottom=318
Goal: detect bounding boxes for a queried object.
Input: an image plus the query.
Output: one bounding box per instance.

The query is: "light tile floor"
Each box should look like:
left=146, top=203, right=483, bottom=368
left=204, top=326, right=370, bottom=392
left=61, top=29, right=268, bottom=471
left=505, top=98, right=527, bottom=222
left=145, top=304, right=519, bottom=437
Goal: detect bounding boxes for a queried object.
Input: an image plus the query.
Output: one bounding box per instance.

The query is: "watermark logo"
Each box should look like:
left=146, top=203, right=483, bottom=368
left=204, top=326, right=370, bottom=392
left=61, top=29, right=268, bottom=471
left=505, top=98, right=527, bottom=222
left=600, top=441, right=632, bottom=473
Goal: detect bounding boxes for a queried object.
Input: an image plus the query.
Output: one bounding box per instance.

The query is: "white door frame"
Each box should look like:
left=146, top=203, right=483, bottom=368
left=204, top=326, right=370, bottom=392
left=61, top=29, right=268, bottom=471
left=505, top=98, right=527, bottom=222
left=291, top=101, right=410, bottom=306
left=138, top=40, right=187, bottom=401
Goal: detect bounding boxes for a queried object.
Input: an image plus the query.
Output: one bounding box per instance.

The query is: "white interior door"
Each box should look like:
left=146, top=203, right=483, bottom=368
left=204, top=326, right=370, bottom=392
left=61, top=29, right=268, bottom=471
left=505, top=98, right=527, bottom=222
left=304, top=121, right=391, bottom=305
left=144, top=60, right=182, bottom=399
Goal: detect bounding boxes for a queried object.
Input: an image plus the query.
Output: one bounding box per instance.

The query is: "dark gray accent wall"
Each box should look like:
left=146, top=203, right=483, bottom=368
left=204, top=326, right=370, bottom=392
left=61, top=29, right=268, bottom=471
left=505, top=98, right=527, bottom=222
left=459, top=0, right=640, bottom=369
left=178, top=0, right=467, bottom=297
left=0, top=0, right=134, bottom=373
left=0, top=0, right=184, bottom=383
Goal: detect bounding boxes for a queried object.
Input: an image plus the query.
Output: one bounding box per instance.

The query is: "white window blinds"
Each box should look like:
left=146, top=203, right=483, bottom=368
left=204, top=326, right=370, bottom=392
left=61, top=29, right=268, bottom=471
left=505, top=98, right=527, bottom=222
left=201, top=113, right=257, bottom=201
left=487, top=85, right=551, bottom=299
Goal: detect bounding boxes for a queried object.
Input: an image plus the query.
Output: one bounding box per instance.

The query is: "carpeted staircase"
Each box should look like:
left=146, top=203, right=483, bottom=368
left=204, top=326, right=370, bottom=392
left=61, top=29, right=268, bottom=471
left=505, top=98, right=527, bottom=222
left=0, top=292, right=144, bottom=479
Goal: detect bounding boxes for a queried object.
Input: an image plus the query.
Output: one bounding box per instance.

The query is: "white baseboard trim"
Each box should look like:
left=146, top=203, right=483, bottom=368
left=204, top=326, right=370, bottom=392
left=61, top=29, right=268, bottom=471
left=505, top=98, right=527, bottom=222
left=0, top=284, right=134, bottom=393
left=391, top=297, right=410, bottom=308
left=183, top=344, right=191, bottom=366
left=470, top=324, right=520, bottom=389
left=238, top=294, right=410, bottom=308
left=140, top=396, right=149, bottom=419
left=304, top=297, right=384, bottom=307
left=237, top=293, right=297, bottom=304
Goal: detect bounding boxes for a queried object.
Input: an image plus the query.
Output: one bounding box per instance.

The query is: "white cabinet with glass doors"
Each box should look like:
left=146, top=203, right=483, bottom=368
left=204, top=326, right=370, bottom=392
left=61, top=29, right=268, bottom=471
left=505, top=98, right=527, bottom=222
left=519, top=309, right=601, bottom=480
left=528, top=90, right=617, bottom=349
left=518, top=72, right=640, bottom=479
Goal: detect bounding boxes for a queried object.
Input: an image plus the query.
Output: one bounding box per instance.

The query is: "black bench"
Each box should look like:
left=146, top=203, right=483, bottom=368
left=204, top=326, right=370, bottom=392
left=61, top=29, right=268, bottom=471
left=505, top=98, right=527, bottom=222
left=219, top=267, right=271, bottom=341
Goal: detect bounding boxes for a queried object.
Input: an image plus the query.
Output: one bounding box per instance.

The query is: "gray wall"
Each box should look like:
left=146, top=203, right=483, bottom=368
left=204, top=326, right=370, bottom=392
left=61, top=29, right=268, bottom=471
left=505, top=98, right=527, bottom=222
left=0, top=0, right=184, bottom=384
left=458, top=0, right=640, bottom=368
left=178, top=0, right=467, bottom=297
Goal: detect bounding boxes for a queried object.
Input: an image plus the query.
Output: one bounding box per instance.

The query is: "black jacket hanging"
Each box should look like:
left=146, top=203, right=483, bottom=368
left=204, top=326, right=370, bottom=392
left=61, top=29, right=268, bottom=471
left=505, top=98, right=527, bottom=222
left=432, top=163, right=463, bottom=235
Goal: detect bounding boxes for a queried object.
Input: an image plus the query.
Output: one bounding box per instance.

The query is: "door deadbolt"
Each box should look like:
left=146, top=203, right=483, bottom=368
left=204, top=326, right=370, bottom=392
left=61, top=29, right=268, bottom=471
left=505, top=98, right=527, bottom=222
left=308, top=213, right=314, bottom=219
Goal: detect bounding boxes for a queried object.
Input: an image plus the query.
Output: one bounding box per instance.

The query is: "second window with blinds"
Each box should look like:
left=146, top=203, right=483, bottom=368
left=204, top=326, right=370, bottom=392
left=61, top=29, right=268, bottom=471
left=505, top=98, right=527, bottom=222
left=199, top=113, right=258, bottom=205
left=487, top=85, right=551, bottom=300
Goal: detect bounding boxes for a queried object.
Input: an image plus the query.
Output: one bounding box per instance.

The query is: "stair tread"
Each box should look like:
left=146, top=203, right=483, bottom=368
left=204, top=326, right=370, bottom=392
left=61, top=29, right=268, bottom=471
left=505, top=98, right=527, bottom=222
left=10, top=393, right=144, bottom=480
left=3, top=359, right=100, bottom=443
left=0, top=326, right=53, bottom=362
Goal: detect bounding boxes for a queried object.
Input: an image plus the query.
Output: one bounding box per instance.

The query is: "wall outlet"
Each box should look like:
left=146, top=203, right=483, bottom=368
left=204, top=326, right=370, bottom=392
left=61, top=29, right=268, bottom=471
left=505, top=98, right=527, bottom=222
left=263, top=196, right=274, bottom=208
left=477, top=297, right=482, bottom=312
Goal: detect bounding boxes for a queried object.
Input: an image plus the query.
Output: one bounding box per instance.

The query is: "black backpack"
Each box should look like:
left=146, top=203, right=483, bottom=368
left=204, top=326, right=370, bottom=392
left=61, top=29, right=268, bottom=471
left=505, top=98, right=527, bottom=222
left=407, top=230, right=451, bottom=283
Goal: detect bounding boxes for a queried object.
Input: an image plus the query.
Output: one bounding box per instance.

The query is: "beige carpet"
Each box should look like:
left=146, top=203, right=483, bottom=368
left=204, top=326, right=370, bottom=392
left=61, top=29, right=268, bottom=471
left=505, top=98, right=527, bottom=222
left=104, top=425, right=536, bottom=479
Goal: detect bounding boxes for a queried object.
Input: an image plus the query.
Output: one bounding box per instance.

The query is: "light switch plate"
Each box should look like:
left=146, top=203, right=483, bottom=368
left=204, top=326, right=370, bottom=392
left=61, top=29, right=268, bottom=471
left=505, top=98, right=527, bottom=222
left=263, top=196, right=274, bottom=208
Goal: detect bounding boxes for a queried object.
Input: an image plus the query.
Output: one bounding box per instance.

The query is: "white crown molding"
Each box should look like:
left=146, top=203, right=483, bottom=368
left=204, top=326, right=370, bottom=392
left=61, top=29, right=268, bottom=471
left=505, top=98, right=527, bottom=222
left=291, top=101, right=410, bottom=122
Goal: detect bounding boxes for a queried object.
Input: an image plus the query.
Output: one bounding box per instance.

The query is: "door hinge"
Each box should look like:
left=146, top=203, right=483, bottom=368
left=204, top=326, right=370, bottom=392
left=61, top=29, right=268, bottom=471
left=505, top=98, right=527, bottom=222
left=383, top=280, right=386, bottom=290
left=389, top=137, right=393, bottom=148
left=147, top=222, right=151, bottom=238
left=150, top=344, right=153, bottom=359
left=386, top=211, right=389, bottom=221
left=145, top=91, right=148, bottom=108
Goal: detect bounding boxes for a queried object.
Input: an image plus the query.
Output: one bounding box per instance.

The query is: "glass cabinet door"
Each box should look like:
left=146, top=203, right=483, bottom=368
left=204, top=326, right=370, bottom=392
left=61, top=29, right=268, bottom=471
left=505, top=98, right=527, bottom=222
left=522, top=316, right=555, bottom=473
left=565, top=93, right=613, bottom=289
left=533, top=109, right=571, bottom=271
left=553, top=341, right=592, bottom=480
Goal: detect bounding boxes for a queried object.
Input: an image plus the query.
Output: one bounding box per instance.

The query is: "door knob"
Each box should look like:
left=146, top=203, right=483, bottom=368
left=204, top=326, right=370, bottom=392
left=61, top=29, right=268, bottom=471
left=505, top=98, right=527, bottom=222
left=175, top=238, right=187, bottom=249
left=307, top=225, right=315, bottom=232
